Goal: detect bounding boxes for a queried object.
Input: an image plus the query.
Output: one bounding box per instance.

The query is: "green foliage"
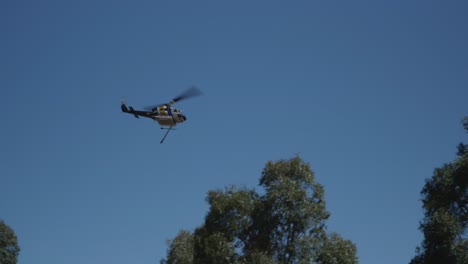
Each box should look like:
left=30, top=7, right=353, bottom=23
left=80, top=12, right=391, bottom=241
left=193, top=228, right=237, bottom=264
left=258, top=157, right=330, bottom=263
left=0, top=220, right=20, bottom=264
left=410, top=118, right=468, bottom=264
left=235, top=251, right=278, bottom=264
left=317, top=233, right=358, bottom=264
left=205, top=186, right=259, bottom=248
left=161, top=230, right=194, bottom=264
left=193, top=187, right=259, bottom=264
left=161, top=157, right=358, bottom=264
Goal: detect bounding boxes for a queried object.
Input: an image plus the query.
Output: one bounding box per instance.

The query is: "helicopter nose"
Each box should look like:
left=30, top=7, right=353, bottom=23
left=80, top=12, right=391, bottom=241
left=182, top=114, right=187, bottom=121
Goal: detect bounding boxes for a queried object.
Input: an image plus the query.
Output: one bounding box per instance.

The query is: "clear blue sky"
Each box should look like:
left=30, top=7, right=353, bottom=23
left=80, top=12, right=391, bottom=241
left=1, top=1, right=467, bottom=263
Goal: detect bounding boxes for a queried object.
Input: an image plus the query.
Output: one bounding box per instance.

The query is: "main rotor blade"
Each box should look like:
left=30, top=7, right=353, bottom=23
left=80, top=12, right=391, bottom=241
left=172, top=86, right=202, bottom=103
left=143, top=86, right=202, bottom=111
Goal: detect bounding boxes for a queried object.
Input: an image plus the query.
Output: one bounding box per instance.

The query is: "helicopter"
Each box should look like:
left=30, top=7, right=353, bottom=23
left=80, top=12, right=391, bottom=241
left=121, top=86, right=202, bottom=143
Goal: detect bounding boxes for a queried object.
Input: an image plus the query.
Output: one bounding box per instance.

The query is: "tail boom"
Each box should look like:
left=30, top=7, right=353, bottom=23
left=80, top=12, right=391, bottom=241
left=121, top=102, right=139, bottom=119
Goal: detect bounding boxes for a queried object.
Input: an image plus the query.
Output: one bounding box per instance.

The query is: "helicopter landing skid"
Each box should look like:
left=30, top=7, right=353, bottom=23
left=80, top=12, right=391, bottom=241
left=160, top=126, right=174, bottom=144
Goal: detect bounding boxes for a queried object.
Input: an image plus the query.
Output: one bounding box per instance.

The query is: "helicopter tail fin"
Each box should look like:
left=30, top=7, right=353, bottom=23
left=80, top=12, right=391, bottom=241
left=121, top=101, right=129, bottom=113
left=121, top=101, right=139, bottom=119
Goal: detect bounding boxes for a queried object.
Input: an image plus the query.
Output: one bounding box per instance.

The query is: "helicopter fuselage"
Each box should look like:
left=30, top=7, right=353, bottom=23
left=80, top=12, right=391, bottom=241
left=121, top=103, right=186, bottom=127
left=152, top=105, right=187, bottom=126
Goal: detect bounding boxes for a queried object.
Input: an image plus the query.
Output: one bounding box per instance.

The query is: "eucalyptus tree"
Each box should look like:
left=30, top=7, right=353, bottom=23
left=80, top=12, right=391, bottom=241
left=410, top=118, right=468, bottom=264
left=0, top=220, right=20, bottom=264
left=161, top=157, right=358, bottom=264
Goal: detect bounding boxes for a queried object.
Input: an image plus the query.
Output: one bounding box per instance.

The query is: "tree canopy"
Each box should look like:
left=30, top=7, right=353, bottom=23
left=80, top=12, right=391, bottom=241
left=161, top=156, right=358, bottom=264
left=410, top=118, right=468, bottom=264
left=0, top=219, right=20, bottom=264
